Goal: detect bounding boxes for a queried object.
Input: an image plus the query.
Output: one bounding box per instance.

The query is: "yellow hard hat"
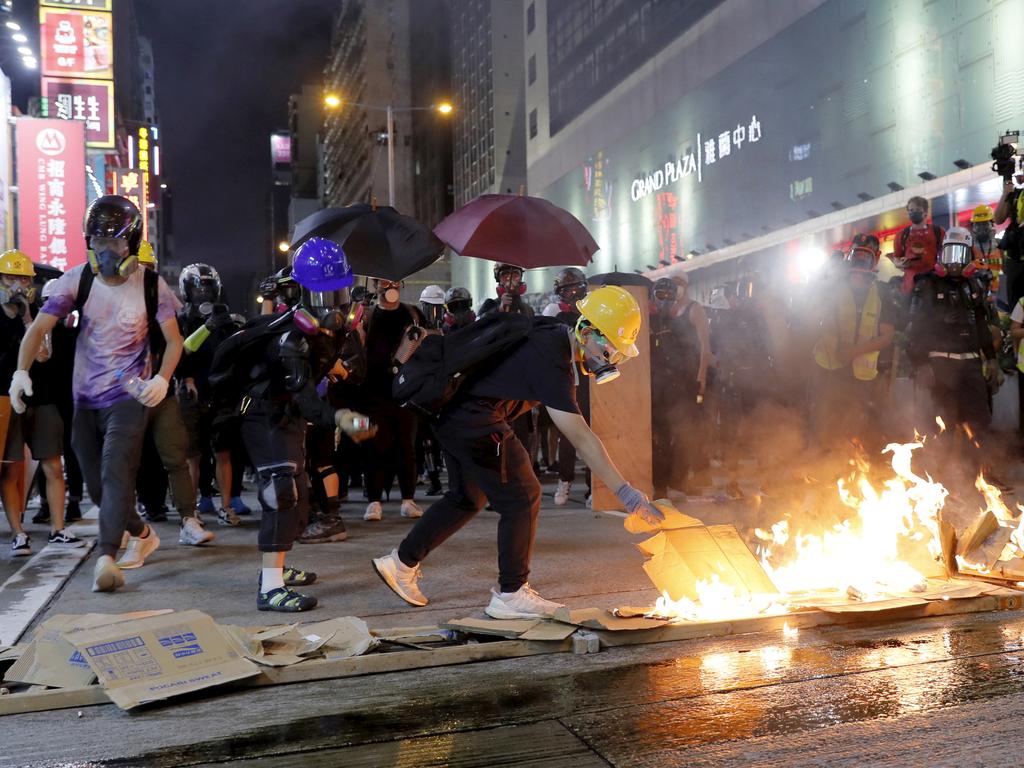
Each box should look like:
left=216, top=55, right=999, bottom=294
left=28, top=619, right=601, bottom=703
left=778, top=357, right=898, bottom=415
left=971, top=205, right=994, bottom=223
left=0, top=250, right=35, bottom=278
left=576, top=285, right=642, bottom=358
left=138, top=240, right=156, bottom=266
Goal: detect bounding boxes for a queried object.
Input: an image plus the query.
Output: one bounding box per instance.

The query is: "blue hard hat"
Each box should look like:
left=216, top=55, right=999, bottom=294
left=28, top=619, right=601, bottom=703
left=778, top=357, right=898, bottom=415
left=292, top=237, right=354, bottom=291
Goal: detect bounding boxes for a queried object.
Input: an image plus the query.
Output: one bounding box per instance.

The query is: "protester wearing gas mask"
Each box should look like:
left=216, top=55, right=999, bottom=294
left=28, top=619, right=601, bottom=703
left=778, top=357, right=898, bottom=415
left=207, top=237, right=374, bottom=611
left=812, top=237, right=896, bottom=451
left=348, top=277, right=426, bottom=522
left=11, top=196, right=184, bottom=592
left=909, top=227, right=1000, bottom=485
left=0, top=251, right=83, bottom=556
left=969, top=205, right=1003, bottom=308
left=892, top=196, right=945, bottom=295
left=543, top=268, right=591, bottom=505
left=649, top=275, right=712, bottom=497
left=494, top=263, right=534, bottom=316
left=442, top=286, right=475, bottom=332
left=373, top=285, right=666, bottom=621
left=175, top=262, right=249, bottom=538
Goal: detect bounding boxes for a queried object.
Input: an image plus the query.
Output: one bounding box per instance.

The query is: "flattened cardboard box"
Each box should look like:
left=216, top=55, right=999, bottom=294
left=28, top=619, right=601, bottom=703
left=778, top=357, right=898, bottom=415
left=65, top=609, right=260, bottom=709
left=4, top=610, right=172, bottom=689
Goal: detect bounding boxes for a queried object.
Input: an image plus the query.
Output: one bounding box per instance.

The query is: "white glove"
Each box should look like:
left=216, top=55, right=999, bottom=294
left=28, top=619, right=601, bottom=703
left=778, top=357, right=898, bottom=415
left=138, top=374, right=169, bottom=408
left=9, top=370, right=32, bottom=414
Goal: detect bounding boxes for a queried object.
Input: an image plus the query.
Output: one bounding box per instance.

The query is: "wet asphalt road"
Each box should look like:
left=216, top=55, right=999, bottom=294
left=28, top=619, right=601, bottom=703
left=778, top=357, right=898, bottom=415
left=9, top=606, right=1024, bottom=767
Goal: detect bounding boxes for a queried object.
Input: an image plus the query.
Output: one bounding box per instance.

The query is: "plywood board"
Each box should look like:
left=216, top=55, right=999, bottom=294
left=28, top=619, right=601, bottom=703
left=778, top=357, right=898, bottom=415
left=590, top=284, right=653, bottom=511
left=442, top=617, right=540, bottom=638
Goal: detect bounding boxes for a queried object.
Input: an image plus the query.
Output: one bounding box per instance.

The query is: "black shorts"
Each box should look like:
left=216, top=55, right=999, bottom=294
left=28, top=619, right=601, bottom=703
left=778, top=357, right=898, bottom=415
left=3, top=404, right=63, bottom=461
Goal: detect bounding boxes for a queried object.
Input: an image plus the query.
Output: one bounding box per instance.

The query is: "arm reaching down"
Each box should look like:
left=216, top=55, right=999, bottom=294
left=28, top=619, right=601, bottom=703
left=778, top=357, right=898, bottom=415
left=546, top=406, right=664, bottom=525
left=11, top=312, right=59, bottom=413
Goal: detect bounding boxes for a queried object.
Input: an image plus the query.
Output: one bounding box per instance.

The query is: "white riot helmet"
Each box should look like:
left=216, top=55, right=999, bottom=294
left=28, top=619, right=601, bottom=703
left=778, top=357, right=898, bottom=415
left=939, top=227, right=974, bottom=277
left=418, top=285, right=446, bottom=305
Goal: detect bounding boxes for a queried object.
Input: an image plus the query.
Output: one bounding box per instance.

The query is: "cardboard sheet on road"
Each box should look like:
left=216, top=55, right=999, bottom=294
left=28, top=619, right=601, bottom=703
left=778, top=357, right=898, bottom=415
left=65, top=609, right=260, bottom=710
left=4, top=610, right=173, bottom=689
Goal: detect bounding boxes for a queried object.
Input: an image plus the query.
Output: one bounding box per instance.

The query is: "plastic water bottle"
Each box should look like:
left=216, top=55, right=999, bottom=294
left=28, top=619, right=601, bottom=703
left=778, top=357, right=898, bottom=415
left=115, top=369, right=147, bottom=402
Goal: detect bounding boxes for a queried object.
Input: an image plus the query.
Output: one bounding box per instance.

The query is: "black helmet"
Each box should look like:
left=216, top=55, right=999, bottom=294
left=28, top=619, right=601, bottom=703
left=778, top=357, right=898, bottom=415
left=179, top=263, right=222, bottom=305
left=554, top=267, right=586, bottom=292
left=84, top=195, right=143, bottom=255
left=444, top=286, right=472, bottom=305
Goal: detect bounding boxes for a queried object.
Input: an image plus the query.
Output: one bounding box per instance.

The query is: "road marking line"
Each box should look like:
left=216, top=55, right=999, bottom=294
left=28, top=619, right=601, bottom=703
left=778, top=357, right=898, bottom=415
left=0, top=539, right=95, bottom=646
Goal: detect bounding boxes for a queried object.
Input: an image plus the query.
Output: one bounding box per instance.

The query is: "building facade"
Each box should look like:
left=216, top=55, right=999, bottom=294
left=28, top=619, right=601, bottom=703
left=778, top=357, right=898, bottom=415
left=454, top=0, right=1024, bottom=302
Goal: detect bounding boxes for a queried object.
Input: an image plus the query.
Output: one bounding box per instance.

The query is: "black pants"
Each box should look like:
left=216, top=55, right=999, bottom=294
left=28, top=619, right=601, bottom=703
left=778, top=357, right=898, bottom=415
left=366, top=398, right=418, bottom=502
left=399, top=427, right=541, bottom=593
left=241, top=405, right=309, bottom=552
left=57, top=402, right=83, bottom=499
left=925, top=357, right=989, bottom=478
left=72, top=399, right=149, bottom=558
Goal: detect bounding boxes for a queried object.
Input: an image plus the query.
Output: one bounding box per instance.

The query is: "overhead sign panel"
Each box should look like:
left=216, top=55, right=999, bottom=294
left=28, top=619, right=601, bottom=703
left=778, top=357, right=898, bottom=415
left=40, top=6, right=113, bottom=80
left=41, top=76, right=115, bottom=148
left=16, top=118, right=88, bottom=270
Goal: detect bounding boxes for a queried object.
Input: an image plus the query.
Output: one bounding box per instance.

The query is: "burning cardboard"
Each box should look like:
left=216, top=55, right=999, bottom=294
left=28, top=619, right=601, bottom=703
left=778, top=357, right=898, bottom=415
left=635, top=519, right=779, bottom=604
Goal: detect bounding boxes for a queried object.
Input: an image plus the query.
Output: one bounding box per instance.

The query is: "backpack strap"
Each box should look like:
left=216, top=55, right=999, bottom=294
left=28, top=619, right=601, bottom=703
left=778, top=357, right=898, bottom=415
left=73, top=267, right=95, bottom=314
left=144, top=268, right=166, bottom=365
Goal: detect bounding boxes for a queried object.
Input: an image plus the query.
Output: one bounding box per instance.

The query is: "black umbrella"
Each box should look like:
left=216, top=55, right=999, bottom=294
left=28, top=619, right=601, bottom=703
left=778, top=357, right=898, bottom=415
left=589, top=271, right=653, bottom=289
left=291, top=204, right=444, bottom=282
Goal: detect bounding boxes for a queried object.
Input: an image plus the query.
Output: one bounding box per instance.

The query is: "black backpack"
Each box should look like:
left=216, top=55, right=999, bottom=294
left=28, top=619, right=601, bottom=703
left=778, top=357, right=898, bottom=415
left=207, top=310, right=294, bottom=410
left=393, top=313, right=561, bottom=417
left=74, top=267, right=163, bottom=363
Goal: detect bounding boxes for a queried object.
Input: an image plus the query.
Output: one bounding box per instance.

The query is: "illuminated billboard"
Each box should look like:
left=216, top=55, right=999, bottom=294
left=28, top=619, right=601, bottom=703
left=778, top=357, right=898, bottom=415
left=16, top=118, right=88, bottom=270
left=41, top=0, right=112, bottom=9
left=40, top=6, right=113, bottom=81
left=41, top=76, right=115, bottom=148
left=110, top=169, right=147, bottom=238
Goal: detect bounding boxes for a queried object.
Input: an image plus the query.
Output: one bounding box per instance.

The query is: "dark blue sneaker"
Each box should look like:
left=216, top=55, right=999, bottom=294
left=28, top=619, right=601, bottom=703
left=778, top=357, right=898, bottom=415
left=230, top=496, right=253, bottom=516
left=257, top=585, right=318, bottom=612
left=197, top=496, right=215, bottom=515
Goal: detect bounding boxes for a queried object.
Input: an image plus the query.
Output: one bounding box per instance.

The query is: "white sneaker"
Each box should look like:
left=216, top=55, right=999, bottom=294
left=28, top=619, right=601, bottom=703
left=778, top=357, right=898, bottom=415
left=372, top=549, right=428, bottom=606
left=116, top=527, right=161, bottom=570
left=400, top=500, right=423, bottom=518
left=554, top=480, right=571, bottom=506
left=179, top=516, right=215, bottom=546
left=364, top=501, right=383, bottom=521
left=11, top=532, right=31, bottom=557
left=92, top=555, right=125, bottom=592
left=485, top=583, right=564, bottom=619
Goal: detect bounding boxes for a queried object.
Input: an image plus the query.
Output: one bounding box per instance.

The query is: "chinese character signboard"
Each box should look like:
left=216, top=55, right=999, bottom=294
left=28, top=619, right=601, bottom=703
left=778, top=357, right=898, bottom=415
left=16, top=118, right=87, bottom=270
left=136, top=127, right=151, bottom=239
left=110, top=169, right=146, bottom=231
left=41, top=77, right=114, bottom=148
left=40, top=7, right=113, bottom=80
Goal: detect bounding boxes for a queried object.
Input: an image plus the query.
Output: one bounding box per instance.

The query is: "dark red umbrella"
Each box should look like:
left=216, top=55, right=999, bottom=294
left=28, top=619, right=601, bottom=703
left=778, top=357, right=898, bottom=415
left=434, top=194, right=598, bottom=268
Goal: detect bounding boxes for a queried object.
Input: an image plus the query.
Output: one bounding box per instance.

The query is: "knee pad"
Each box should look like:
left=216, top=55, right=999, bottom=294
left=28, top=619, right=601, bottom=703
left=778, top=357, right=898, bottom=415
left=257, top=467, right=298, bottom=511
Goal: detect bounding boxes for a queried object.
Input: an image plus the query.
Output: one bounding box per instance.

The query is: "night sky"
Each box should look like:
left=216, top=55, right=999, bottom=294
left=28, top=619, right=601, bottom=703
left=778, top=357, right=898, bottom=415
left=134, top=0, right=338, bottom=309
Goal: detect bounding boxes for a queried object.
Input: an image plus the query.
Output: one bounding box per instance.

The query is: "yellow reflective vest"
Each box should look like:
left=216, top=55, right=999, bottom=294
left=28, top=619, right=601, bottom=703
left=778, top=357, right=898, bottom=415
left=813, top=281, right=882, bottom=381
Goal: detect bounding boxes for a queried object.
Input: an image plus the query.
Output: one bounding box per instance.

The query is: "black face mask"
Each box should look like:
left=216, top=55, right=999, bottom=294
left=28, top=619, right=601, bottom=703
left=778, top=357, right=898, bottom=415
left=908, top=211, right=926, bottom=225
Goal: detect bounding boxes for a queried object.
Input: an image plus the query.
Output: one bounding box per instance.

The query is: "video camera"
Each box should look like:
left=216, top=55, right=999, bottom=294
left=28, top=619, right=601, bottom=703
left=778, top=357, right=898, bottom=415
left=991, top=131, right=1020, bottom=181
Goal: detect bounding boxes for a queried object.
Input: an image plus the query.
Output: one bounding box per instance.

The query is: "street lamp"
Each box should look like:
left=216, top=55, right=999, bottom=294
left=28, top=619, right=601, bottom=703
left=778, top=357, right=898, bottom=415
left=324, top=95, right=454, bottom=206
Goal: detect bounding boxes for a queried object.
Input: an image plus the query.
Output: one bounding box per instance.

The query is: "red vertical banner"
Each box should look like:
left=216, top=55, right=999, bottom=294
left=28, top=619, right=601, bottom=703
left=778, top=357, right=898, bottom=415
left=16, top=118, right=87, bottom=270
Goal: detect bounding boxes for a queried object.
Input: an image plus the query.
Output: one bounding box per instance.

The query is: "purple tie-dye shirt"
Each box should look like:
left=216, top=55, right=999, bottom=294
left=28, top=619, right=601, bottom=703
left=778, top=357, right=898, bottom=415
left=41, top=265, right=181, bottom=409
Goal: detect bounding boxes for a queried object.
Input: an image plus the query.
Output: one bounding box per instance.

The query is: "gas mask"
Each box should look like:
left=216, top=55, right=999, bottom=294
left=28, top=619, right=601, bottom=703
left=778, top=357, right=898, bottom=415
left=574, top=320, right=624, bottom=385
left=89, top=248, right=137, bottom=279
left=0, top=277, right=35, bottom=308
left=845, top=246, right=879, bottom=274
left=190, top=281, right=219, bottom=306
left=973, top=224, right=993, bottom=244
left=652, top=279, right=678, bottom=315
left=421, top=303, right=445, bottom=329
left=292, top=306, right=320, bottom=335
left=496, top=268, right=526, bottom=297
left=556, top=283, right=587, bottom=313
left=375, top=281, right=402, bottom=306
left=935, top=241, right=975, bottom=279
left=444, top=301, right=475, bottom=329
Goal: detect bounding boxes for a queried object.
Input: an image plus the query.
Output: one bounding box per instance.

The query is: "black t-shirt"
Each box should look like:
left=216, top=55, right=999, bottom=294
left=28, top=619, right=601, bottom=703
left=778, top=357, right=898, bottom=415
left=365, top=304, right=415, bottom=392
left=0, top=309, right=26, bottom=392
left=439, top=324, right=580, bottom=437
